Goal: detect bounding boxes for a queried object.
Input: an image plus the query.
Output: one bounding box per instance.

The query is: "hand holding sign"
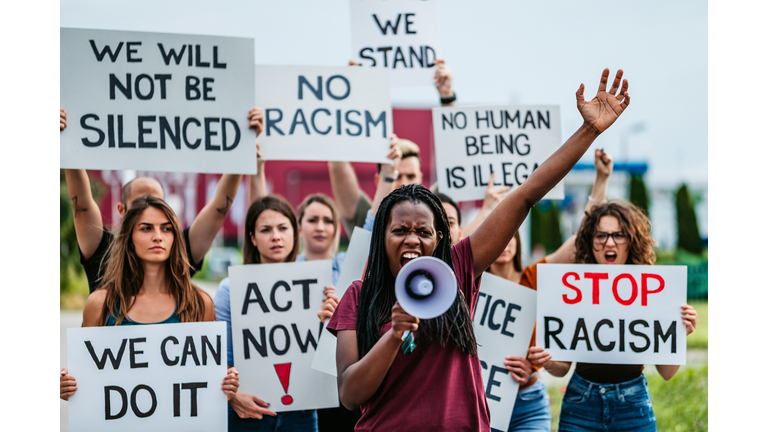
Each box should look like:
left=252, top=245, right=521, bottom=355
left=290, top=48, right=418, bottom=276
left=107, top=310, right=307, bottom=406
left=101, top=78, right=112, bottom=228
left=60, top=108, right=67, bottom=131
left=221, top=367, right=240, bottom=400
left=248, top=107, right=264, bottom=136
left=503, top=355, right=533, bottom=385
left=681, top=304, right=698, bottom=335
left=526, top=346, right=553, bottom=370
left=577, top=69, right=630, bottom=135
left=60, top=367, right=77, bottom=401
left=317, top=286, right=340, bottom=323
left=230, top=391, right=277, bottom=420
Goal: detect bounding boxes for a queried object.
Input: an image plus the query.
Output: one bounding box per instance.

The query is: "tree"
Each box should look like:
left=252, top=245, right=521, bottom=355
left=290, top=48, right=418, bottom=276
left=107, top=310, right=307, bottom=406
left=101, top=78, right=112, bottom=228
left=628, top=174, right=650, bottom=216
left=546, top=202, right=563, bottom=253
left=675, top=184, right=703, bottom=254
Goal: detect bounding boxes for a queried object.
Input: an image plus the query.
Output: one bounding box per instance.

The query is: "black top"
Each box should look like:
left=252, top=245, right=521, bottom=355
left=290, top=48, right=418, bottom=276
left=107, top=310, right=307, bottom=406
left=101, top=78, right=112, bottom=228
left=575, top=363, right=645, bottom=384
left=79, top=226, right=203, bottom=293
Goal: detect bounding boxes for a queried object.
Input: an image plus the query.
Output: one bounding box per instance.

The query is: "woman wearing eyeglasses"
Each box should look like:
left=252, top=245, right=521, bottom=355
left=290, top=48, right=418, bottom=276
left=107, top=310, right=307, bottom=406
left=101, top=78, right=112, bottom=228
left=527, top=201, right=698, bottom=432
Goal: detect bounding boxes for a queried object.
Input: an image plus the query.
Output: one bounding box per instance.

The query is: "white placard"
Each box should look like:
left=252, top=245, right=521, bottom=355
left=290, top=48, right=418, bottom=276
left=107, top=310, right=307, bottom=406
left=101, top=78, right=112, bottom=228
left=536, top=264, right=687, bottom=365
left=311, top=227, right=372, bottom=376
left=66, top=322, right=228, bottom=432
left=474, top=273, right=537, bottom=431
left=350, top=0, right=441, bottom=87
left=256, top=65, right=392, bottom=163
left=61, top=28, right=257, bottom=174
left=432, top=105, right=563, bottom=202
left=229, top=261, right=339, bottom=411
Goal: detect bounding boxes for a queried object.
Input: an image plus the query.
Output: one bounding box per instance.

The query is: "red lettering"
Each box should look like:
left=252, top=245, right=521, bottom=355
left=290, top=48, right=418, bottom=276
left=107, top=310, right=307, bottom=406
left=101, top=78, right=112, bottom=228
left=562, top=272, right=581, bottom=304
left=584, top=272, right=609, bottom=305
left=641, top=274, right=665, bottom=306
left=612, top=273, right=638, bottom=306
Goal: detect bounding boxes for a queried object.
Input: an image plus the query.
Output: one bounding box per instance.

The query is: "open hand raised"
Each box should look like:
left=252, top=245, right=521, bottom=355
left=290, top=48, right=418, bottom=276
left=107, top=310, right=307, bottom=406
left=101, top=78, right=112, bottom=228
left=577, top=69, right=630, bottom=135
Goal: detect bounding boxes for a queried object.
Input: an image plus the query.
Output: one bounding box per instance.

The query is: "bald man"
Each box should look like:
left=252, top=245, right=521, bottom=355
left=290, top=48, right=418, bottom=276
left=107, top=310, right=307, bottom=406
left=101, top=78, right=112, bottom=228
left=61, top=107, right=262, bottom=293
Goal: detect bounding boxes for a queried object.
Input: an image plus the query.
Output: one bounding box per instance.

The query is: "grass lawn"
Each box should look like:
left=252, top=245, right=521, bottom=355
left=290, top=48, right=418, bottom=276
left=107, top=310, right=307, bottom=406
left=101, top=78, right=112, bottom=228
left=686, top=300, right=708, bottom=349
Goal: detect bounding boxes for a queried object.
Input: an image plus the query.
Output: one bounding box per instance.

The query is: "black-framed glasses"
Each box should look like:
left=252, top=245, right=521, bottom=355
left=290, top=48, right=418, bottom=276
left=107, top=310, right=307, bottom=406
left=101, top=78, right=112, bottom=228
left=593, top=231, right=628, bottom=245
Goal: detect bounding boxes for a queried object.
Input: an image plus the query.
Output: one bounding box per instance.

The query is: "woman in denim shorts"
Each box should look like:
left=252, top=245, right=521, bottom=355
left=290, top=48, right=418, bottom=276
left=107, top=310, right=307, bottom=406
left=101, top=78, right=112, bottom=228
left=528, top=201, right=699, bottom=432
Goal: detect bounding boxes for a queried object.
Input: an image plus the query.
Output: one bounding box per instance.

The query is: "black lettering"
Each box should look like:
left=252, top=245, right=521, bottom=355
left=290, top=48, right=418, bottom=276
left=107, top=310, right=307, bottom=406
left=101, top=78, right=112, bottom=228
left=85, top=339, right=127, bottom=370
left=409, top=46, right=424, bottom=67
left=109, top=73, right=131, bottom=99
left=504, top=110, right=521, bottom=128
left=501, top=303, right=522, bottom=338
left=80, top=114, right=105, bottom=147
left=594, top=319, right=616, bottom=351
left=480, top=135, right=492, bottom=154
left=243, top=282, right=269, bottom=314
left=359, top=47, right=376, bottom=66
left=326, top=75, right=351, bottom=100
left=129, top=338, right=148, bottom=368
left=450, top=166, right=466, bottom=189
left=138, top=116, right=157, bottom=148
left=202, top=335, right=222, bottom=365
left=203, top=77, right=215, bottom=100
left=465, top=136, right=479, bottom=156
left=376, top=46, right=393, bottom=67
left=570, top=318, right=593, bottom=351
left=476, top=110, right=489, bottom=128
left=514, top=163, right=528, bottom=185
left=289, top=109, right=310, bottom=135
left=221, top=118, right=240, bottom=150
left=126, top=42, right=142, bottom=62
left=486, top=365, right=508, bottom=402
left=161, top=336, right=179, bottom=366
left=292, top=322, right=322, bottom=353
left=182, top=117, right=201, bottom=149
left=134, top=74, right=154, bottom=100
left=292, top=279, right=316, bottom=309
left=117, top=115, right=135, bottom=148
left=195, top=45, right=210, bottom=67
left=130, top=385, right=157, bottom=418
left=204, top=117, right=220, bottom=150
left=372, top=14, right=402, bottom=35
left=181, top=336, right=201, bottom=366
left=345, top=110, right=362, bottom=136
left=186, top=76, right=201, bottom=100
left=537, top=110, right=551, bottom=129
left=488, top=299, right=506, bottom=331
left=478, top=293, right=491, bottom=326
left=89, top=40, right=123, bottom=62
left=154, top=74, right=171, bottom=99
left=243, top=327, right=268, bottom=358
left=393, top=46, right=407, bottom=69
left=619, top=319, right=625, bottom=352
left=160, top=116, right=181, bottom=150
left=543, top=317, right=566, bottom=350
left=365, top=111, right=387, bottom=138
left=501, top=162, right=514, bottom=186
left=104, top=386, right=128, bottom=420
left=265, top=109, right=284, bottom=136
left=298, top=75, right=322, bottom=100
left=629, top=320, right=650, bottom=352
left=157, top=43, right=186, bottom=65
left=653, top=320, right=676, bottom=353
left=269, top=325, right=290, bottom=355
left=213, top=46, right=227, bottom=69
left=270, top=281, right=292, bottom=312
left=515, top=134, right=530, bottom=155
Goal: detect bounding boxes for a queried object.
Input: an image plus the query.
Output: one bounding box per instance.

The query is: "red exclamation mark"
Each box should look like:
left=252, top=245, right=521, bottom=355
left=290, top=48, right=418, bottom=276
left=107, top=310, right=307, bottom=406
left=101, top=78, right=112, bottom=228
left=274, top=363, right=293, bottom=405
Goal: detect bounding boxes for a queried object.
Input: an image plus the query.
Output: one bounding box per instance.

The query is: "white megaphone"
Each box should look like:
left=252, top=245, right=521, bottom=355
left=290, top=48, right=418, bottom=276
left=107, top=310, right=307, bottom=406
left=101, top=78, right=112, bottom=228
left=394, top=256, right=458, bottom=355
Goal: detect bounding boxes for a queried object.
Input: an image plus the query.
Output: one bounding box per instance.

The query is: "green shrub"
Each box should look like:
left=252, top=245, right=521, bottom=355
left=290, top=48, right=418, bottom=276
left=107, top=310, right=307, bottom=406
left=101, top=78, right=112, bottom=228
left=675, top=184, right=703, bottom=255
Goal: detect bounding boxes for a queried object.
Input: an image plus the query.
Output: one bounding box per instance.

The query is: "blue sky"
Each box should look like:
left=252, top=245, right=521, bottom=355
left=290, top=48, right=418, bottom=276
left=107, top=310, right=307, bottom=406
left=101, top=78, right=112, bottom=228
left=61, top=0, right=707, bottom=185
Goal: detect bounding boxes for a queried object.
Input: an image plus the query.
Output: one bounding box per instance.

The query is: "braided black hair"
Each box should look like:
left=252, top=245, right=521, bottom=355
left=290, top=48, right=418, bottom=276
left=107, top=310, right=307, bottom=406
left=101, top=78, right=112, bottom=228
left=356, top=184, right=478, bottom=359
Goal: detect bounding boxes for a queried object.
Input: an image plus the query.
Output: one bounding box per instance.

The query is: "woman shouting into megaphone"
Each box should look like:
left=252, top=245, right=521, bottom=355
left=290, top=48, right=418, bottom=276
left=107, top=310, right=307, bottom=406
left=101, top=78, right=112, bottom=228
left=326, top=69, right=631, bottom=431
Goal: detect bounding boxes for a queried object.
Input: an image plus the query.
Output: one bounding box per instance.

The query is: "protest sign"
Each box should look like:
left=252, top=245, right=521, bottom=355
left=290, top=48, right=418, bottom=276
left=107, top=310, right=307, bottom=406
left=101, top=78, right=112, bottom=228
left=311, top=227, right=372, bottom=376
left=67, top=322, right=228, bottom=432
left=256, top=65, right=392, bottom=163
left=61, top=28, right=256, bottom=174
left=536, top=264, right=687, bottom=365
left=229, top=260, right=339, bottom=411
left=432, top=105, right=563, bottom=202
left=350, top=0, right=441, bottom=87
left=474, top=272, right=537, bottom=431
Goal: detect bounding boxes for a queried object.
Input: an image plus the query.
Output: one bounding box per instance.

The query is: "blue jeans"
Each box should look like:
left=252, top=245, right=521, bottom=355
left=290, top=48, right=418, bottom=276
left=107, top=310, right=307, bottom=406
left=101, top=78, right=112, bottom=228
left=558, top=373, right=656, bottom=432
left=491, top=380, right=552, bottom=432
left=227, top=405, right=318, bottom=432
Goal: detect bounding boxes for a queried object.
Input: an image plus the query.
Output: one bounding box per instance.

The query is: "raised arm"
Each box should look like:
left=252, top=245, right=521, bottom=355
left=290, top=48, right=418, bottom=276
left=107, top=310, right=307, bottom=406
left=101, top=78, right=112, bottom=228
left=329, top=161, right=366, bottom=221
left=546, top=148, right=614, bottom=264
left=461, top=173, right=510, bottom=238
left=62, top=108, right=104, bottom=259
left=188, top=174, right=242, bottom=264
left=247, top=108, right=267, bottom=203
left=434, top=59, right=456, bottom=107
left=469, top=69, right=630, bottom=275
left=368, top=135, right=402, bottom=215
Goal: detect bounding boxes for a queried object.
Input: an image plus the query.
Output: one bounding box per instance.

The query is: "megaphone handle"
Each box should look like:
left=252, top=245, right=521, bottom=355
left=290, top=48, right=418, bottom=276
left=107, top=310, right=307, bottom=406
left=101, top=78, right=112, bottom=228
left=401, top=330, right=411, bottom=342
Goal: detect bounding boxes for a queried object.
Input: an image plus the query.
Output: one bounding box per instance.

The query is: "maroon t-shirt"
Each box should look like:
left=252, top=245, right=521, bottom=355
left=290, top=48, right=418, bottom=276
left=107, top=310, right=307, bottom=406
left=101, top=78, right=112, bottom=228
left=327, top=237, right=490, bottom=432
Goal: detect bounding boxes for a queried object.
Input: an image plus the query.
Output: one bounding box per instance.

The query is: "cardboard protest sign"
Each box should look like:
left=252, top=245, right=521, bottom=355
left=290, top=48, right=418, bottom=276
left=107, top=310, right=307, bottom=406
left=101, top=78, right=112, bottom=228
left=256, top=65, right=392, bottom=163
left=312, top=227, right=372, bottom=376
left=350, top=0, right=441, bottom=87
left=61, top=28, right=256, bottom=174
left=67, top=322, right=228, bottom=432
left=536, top=264, right=687, bottom=365
left=474, top=273, right=537, bottom=431
left=432, top=105, right=563, bottom=202
left=229, top=261, right=339, bottom=411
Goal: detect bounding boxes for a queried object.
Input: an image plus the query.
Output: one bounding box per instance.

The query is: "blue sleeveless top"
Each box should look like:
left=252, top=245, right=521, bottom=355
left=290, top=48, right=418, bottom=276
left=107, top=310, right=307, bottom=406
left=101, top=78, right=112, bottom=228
left=105, top=301, right=181, bottom=326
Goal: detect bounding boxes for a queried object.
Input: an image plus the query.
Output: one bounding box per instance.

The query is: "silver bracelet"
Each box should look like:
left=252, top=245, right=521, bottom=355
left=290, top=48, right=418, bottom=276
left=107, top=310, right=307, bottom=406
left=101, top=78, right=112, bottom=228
left=588, top=195, right=606, bottom=204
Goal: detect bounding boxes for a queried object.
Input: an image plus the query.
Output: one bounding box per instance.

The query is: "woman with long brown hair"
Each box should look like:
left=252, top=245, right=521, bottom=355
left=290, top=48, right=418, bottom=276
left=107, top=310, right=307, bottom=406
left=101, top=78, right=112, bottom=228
left=60, top=195, right=239, bottom=401
left=529, top=201, right=698, bottom=432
